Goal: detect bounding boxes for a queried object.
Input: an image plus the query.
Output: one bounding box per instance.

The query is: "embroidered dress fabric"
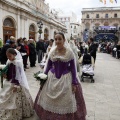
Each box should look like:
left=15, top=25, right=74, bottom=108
left=45, top=59, right=78, bottom=85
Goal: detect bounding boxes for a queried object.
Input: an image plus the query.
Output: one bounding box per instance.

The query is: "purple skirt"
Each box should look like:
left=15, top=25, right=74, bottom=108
left=34, top=83, right=87, bottom=120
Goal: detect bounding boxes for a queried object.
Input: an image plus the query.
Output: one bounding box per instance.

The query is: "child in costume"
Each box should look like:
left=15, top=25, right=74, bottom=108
left=34, top=33, right=86, bottom=120
left=0, top=48, right=34, bottom=120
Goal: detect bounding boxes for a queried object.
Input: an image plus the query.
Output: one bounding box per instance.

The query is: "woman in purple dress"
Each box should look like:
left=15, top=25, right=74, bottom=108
left=34, top=33, right=86, bottom=120
left=0, top=48, right=33, bottom=120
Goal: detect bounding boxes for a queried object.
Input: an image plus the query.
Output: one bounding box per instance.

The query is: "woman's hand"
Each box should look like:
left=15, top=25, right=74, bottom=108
left=72, top=85, right=77, bottom=93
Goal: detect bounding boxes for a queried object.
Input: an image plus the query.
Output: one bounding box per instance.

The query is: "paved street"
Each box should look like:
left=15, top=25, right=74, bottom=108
left=1, top=53, right=120, bottom=120
left=83, top=53, right=120, bottom=120
left=24, top=53, right=120, bottom=120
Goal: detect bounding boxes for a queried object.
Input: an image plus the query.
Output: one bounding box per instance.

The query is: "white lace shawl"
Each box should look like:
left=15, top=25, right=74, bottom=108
left=6, top=59, right=29, bottom=90
left=49, top=47, right=74, bottom=62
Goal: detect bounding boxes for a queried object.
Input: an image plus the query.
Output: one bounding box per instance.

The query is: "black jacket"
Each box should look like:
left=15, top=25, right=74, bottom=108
left=36, top=41, right=45, bottom=52
left=18, top=43, right=26, bottom=53
left=83, top=54, right=92, bottom=65
left=0, top=44, right=11, bottom=64
left=89, top=43, right=97, bottom=57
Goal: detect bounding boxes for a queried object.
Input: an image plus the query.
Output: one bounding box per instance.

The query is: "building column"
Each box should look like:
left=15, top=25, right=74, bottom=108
left=49, top=26, right=54, bottom=39
left=17, top=13, right=21, bottom=38
left=24, top=18, right=29, bottom=39
left=41, top=29, right=44, bottom=39
left=0, top=7, right=3, bottom=40
left=20, top=16, right=23, bottom=37
left=20, top=15, right=25, bottom=38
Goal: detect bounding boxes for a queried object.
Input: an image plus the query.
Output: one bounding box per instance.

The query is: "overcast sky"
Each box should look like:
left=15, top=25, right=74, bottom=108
left=45, top=0, right=120, bottom=21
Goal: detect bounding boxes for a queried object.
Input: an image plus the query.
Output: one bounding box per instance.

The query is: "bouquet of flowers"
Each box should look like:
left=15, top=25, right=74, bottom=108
left=34, top=71, right=47, bottom=90
left=0, top=65, right=8, bottom=88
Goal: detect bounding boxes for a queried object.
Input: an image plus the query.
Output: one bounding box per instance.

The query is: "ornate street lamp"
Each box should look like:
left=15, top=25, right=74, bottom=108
left=37, top=20, right=43, bottom=38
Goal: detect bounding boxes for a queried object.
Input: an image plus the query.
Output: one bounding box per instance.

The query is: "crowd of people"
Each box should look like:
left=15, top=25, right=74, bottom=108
left=0, top=33, right=99, bottom=120
left=0, top=36, right=53, bottom=70
left=98, top=41, right=120, bottom=59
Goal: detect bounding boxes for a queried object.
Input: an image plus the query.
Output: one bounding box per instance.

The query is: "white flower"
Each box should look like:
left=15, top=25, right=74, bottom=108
left=0, top=65, right=6, bottom=69
left=38, top=73, right=47, bottom=80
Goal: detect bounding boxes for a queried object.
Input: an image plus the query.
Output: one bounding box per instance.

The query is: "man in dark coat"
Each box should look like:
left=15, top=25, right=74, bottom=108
left=28, top=39, right=36, bottom=67
left=36, top=39, right=45, bottom=63
left=89, top=38, right=97, bottom=63
left=0, top=40, right=15, bottom=64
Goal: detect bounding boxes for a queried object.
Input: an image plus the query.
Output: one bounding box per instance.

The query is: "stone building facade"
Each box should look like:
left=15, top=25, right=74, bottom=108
left=81, top=7, right=120, bottom=41
left=57, top=11, right=81, bottom=41
left=0, top=0, right=66, bottom=43
left=70, top=22, right=81, bottom=41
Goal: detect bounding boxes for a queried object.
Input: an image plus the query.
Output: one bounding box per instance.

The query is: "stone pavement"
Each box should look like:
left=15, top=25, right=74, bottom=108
left=83, top=53, right=120, bottom=120
left=24, top=53, right=120, bottom=120
left=1, top=53, right=120, bottom=120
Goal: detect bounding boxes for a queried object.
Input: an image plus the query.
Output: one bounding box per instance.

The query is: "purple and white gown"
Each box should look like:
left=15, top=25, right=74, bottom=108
left=0, top=60, right=34, bottom=120
left=34, top=48, right=86, bottom=120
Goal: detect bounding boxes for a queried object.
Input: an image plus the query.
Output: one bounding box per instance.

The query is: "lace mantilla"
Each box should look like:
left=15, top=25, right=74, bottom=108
left=49, top=47, right=74, bottom=62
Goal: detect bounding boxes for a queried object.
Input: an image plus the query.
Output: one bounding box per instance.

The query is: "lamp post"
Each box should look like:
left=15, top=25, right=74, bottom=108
left=37, top=20, right=43, bottom=38
left=70, top=34, right=72, bottom=40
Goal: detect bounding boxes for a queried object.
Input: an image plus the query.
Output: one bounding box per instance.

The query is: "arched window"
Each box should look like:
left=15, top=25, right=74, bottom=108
left=104, top=22, right=109, bottom=26
left=44, top=29, right=48, bottom=34
left=29, top=24, right=36, bottom=40
left=29, top=25, right=35, bottom=32
left=54, top=31, right=56, bottom=38
left=3, top=18, right=14, bottom=28
left=3, top=18, right=15, bottom=44
left=85, top=23, right=90, bottom=30
left=44, top=28, right=49, bottom=40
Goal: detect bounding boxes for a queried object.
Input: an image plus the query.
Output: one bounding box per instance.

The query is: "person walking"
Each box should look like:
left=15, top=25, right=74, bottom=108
left=34, top=32, right=86, bottom=120
left=88, top=38, right=97, bottom=63
left=0, top=48, right=34, bottom=119
left=36, top=39, right=45, bottom=63
left=28, top=39, right=36, bottom=67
